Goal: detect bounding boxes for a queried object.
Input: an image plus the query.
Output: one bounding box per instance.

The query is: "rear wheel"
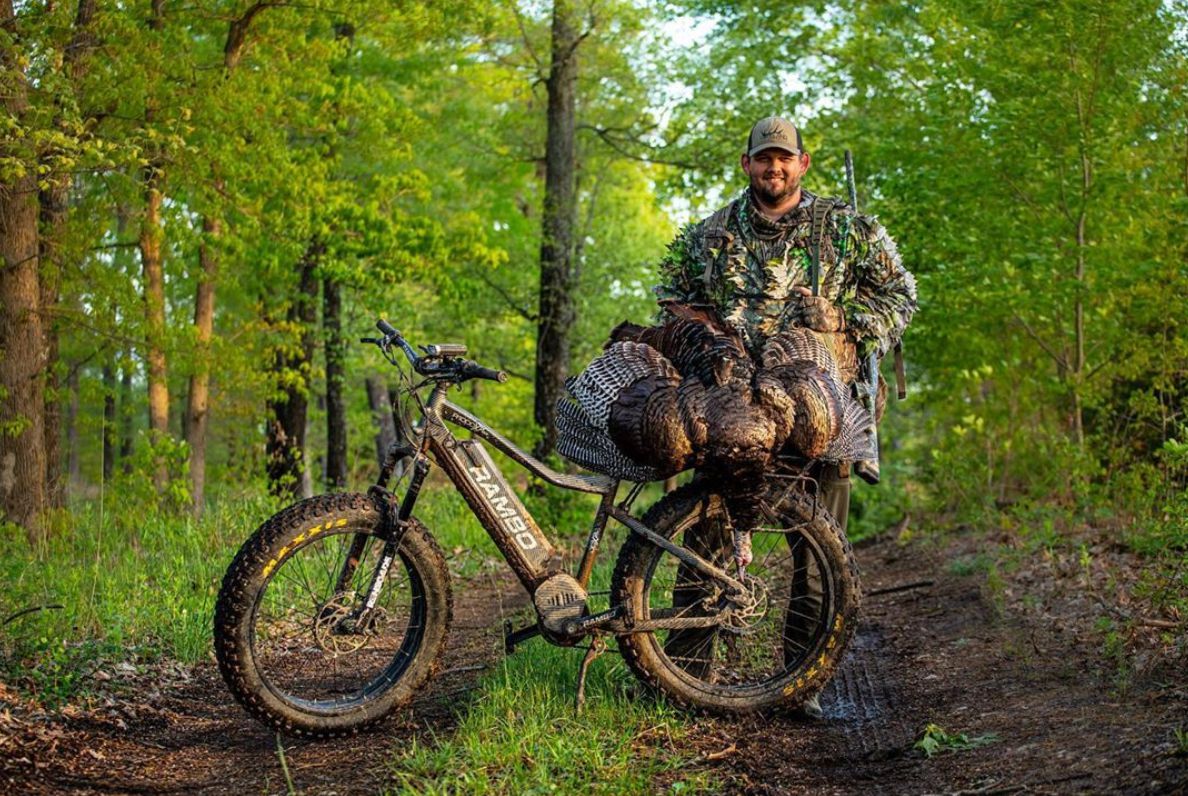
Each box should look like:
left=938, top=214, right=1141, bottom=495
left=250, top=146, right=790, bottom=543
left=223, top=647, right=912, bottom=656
left=611, top=481, right=859, bottom=713
left=214, top=493, right=452, bottom=737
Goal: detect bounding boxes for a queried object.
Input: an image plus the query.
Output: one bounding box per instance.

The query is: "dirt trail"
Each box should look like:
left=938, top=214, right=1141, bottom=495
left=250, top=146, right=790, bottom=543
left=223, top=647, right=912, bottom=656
left=683, top=534, right=1188, bottom=794
left=3, top=533, right=1186, bottom=795
left=0, top=572, right=531, bottom=796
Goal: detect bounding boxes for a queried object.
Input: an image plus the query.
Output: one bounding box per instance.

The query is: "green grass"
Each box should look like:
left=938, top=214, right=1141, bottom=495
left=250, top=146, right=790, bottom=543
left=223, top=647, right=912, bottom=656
left=1, top=493, right=279, bottom=705
left=386, top=497, right=711, bottom=796
left=0, top=480, right=507, bottom=705
left=387, top=629, right=710, bottom=795
left=1, top=475, right=713, bottom=790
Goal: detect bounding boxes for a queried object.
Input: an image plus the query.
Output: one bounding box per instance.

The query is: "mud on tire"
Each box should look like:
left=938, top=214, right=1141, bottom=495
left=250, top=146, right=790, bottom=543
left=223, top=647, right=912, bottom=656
left=611, top=481, right=860, bottom=714
left=214, top=493, right=451, bottom=737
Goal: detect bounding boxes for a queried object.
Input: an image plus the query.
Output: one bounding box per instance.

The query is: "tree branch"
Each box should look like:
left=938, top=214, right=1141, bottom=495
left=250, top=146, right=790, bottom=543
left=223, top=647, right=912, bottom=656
left=1012, top=313, right=1069, bottom=373
left=998, top=172, right=1048, bottom=225
left=578, top=124, right=702, bottom=170
left=508, top=0, right=545, bottom=81
left=477, top=270, right=537, bottom=322
left=224, top=1, right=281, bottom=72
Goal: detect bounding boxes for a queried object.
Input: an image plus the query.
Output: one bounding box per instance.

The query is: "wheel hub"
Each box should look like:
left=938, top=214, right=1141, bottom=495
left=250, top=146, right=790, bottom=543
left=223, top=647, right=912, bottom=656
left=312, top=597, right=384, bottom=654
left=722, top=573, right=769, bottom=635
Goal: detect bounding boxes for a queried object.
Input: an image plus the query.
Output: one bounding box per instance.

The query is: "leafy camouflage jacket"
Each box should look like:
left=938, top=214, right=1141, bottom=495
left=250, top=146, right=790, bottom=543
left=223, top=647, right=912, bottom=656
left=655, top=188, right=917, bottom=383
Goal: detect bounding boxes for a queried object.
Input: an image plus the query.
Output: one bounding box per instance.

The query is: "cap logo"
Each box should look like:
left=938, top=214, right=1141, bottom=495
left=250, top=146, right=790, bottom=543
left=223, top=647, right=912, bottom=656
left=747, top=117, right=801, bottom=155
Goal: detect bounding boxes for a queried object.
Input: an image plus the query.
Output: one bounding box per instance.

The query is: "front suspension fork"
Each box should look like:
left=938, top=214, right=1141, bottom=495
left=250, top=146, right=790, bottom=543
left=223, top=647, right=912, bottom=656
left=332, top=452, right=432, bottom=632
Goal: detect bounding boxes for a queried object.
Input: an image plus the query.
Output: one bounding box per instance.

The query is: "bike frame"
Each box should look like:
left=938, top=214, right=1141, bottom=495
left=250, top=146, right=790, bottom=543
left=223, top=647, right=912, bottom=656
left=357, top=379, right=748, bottom=640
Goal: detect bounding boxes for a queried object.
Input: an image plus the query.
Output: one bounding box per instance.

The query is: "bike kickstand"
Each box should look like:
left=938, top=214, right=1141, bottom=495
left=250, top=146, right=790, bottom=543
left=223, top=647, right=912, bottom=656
left=574, top=636, right=607, bottom=714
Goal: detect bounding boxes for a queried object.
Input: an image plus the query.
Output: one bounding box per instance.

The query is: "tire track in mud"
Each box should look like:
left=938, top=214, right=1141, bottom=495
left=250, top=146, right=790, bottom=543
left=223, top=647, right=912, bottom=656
left=822, top=624, right=915, bottom=761
left=676, top=535, right=1188, bottom=795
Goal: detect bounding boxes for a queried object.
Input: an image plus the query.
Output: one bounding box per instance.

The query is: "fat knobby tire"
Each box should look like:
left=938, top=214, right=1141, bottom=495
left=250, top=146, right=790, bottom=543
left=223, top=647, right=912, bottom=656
left=214, top=493, right=452, bottom=737
left=611, top=481, right=861, bottom=714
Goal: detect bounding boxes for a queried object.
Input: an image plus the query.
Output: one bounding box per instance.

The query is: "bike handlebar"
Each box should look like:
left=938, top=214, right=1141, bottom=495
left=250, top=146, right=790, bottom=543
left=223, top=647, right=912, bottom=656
left=369, top=318, right=507, bottom=384
left=459, top=361, right=509, bottom=383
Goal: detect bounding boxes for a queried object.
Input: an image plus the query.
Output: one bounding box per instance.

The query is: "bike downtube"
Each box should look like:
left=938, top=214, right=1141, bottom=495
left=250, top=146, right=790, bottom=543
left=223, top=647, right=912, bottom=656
left=429, top=431, right=559, bottom=591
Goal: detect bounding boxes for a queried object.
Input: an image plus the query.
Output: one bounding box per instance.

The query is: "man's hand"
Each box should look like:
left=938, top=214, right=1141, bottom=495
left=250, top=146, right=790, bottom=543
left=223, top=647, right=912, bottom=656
left=789, top=285, right=846, bottom=332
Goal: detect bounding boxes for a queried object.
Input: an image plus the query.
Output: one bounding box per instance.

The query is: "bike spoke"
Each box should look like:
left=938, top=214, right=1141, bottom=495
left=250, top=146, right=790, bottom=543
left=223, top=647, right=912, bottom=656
left=250, top=527, right=422, bottom=708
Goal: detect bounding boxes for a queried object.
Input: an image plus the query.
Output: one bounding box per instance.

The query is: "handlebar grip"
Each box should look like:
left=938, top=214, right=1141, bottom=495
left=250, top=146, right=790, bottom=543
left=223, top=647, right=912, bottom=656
left=461, top=361, right=508, bottom=383
left=376, top=319, right=398, bottom=337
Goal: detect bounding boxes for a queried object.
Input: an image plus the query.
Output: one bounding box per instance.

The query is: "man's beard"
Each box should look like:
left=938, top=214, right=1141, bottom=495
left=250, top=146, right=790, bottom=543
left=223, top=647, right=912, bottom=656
left=750, top=173, right=800, bottom=206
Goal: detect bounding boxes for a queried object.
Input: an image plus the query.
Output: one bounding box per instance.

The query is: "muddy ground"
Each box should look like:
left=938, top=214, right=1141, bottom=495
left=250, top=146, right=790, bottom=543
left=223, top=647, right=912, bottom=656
left=2, top=530, right=1185, bottom=795
left=0, top=570, right=533, bottom=796
left=681, top=531, right=1188, bottom=795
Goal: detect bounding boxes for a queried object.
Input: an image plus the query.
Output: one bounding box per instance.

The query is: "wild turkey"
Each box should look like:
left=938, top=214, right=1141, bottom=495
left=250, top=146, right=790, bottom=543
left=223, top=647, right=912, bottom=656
left=556, top=303, right=875, bottom=563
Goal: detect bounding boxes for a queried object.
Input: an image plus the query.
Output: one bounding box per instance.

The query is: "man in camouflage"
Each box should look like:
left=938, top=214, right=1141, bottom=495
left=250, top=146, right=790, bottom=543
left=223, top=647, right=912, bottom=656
left=655, top=116, right=916, bottom=717
left=656, top=115, right=916, bottom=523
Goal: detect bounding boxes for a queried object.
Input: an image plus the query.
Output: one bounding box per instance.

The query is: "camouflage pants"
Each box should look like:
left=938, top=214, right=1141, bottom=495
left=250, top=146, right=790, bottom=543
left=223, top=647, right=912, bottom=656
left=664, top=465, right=849, bottom=678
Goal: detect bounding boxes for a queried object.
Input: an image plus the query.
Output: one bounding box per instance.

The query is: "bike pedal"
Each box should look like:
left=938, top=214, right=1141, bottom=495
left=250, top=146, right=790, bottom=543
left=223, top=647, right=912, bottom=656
left=534, top=574, right=588, bottom=635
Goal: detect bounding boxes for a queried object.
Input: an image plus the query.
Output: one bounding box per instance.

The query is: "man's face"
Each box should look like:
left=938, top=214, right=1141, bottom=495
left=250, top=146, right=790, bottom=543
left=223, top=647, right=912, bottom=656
left=741, top=148, right=811, bottom=206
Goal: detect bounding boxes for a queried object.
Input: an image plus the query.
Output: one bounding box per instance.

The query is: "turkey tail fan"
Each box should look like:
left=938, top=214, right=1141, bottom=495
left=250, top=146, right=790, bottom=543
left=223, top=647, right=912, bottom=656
left=765, top=361, right=846, bottom=459
left=634, top=318, right=751, bottom=387
left=555, top=398, right=661, bottom=482
left=659, top=301, right=733, bottom=335
left=567, top=341, right=679, bottom=431
left=819, top=399, right=877, bottom=462
left=607, top=320, right=648, bottom=345
left=753, top=371, right=796, bottom=442
left=609, top=381, right=692, bottom=474
left=761, top=329, right=841, bottom=382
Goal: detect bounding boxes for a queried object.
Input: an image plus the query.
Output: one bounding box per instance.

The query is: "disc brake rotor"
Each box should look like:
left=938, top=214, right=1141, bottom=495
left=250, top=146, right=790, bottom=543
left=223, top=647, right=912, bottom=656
left=312, top=597, right=386, bottom=655
left=721, top=573, right=770, bottom=635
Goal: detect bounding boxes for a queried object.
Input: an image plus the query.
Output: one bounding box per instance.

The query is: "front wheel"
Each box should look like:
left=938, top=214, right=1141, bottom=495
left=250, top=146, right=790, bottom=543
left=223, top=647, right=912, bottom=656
left=611, top=481, right=860, bottom=713
left=214, top=493, right=452, bottom=737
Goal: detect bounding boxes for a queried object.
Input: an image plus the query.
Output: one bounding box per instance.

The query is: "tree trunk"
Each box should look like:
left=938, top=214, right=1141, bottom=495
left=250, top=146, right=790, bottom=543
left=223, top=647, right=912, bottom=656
left=186, top=214, right=219, bottom=516
left=365, top=375, right=410, bottom=481
left=1070, top=81, right=1093, bottom=448
left=119, top=356, right=134, bottom=474
left=533, top=0, right=580, bottom=458
left=103, top=361, right=116, bottom=482
left=39, top=210, right=63, bottom=508
left=323, top=276, right=348, bottom=489
left=38, top=0, right=96, bottom=510
left=139, top=164, right=170, bottom=490
left=40, top=273, right=63, bottom=508
left=65, top=367, right=81, bottom=489
left=265, top=242, right=321, bottom=498
left=180, top=0, right=275, bottom=516
left=366, top=376, right=397, bottom=467
left=0, top=0, right=49, bottom=541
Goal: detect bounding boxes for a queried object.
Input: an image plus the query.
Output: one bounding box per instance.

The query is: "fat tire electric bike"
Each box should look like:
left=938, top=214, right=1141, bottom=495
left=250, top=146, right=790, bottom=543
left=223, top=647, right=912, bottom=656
left=214, top=320, right=860, bottom=737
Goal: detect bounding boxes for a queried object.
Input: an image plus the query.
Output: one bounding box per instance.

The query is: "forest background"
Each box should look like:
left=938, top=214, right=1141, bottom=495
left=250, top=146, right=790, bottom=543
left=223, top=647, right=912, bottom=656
left=1, top=0, right=1186, bottom=773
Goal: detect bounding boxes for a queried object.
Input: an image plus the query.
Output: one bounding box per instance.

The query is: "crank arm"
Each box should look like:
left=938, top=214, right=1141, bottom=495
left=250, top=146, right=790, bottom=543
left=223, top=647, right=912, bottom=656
left=609, top=506, right=747, bottom=594
left=504, top=620, right=541, bottom=654
left=560, top=606, right=623, bottom=637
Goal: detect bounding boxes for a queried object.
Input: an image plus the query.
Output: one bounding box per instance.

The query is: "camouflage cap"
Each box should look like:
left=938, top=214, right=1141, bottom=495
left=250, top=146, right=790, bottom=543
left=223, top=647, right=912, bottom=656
left=746, top=116, right=803, bottom=157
